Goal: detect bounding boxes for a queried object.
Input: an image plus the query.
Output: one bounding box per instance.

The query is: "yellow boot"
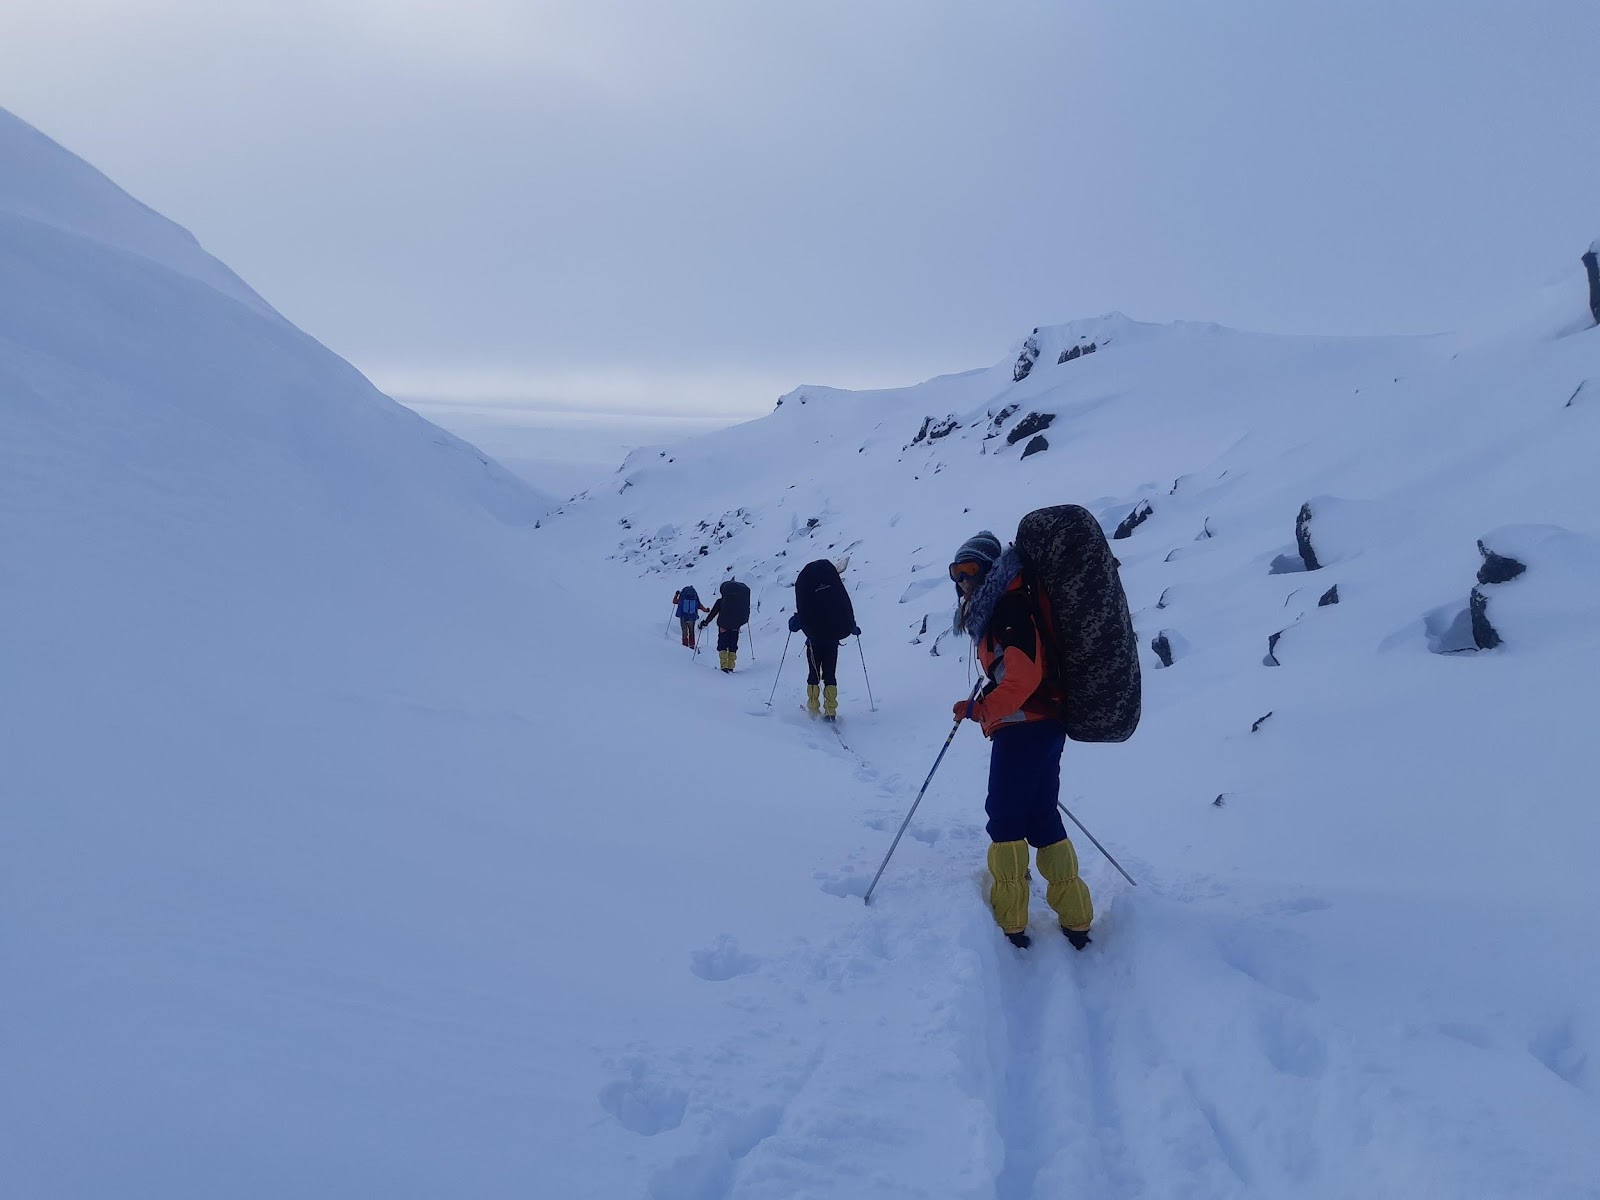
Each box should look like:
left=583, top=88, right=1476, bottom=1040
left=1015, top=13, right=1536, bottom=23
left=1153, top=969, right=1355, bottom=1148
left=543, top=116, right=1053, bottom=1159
left=718, top=650, right=732, bottom=671
left=987, top=840, right=1030, bottom=936
left=726, top=651, right=737, bottom=672
left=806, top=684, right=821, bottom=714
left=823, top=684, right=839, bottom=718
left=1037, top=838, right=1094, bottom=934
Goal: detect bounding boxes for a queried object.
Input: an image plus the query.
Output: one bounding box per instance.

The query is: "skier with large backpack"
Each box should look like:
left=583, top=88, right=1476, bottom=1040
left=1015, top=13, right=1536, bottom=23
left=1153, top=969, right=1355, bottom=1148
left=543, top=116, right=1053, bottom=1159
left=949, top=508, right=1140, bottom=950
left=671, top=585, right=705, bottom=648
left=700, top=578, right=752, bottom=673
left=787, top=558, right=860, bottom=720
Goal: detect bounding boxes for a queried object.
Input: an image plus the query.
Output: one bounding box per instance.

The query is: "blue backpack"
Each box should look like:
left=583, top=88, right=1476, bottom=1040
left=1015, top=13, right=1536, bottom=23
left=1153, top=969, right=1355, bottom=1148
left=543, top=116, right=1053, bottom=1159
left=675, top=587, right=701, bottom=619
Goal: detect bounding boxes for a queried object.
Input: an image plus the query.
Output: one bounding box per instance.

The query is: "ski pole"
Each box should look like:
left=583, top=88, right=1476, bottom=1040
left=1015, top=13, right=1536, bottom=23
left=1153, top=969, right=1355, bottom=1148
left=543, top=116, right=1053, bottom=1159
left=855, top=635, right=876, bottom=712
left=746, top=623, right=756, bottom=664
left=1056, top=802, right=1138, bottom=887
left=665, top=612, right=674, bottom=638
left=864, top=682, right=982, bottom=905
left=765, top=631, right=792, bottom=707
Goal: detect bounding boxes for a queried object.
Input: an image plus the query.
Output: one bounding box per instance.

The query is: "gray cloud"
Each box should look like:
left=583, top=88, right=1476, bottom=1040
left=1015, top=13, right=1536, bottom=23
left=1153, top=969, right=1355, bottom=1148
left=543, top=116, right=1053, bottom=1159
left=4, top=1, right=1598, bottom=414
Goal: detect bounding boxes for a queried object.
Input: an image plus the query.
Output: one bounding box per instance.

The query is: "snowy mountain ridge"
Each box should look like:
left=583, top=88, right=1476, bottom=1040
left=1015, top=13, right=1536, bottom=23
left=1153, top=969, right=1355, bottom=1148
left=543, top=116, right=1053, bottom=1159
left=584, top=290, right=1599, bottom=661
left=0, top=108, right=277, bottom=318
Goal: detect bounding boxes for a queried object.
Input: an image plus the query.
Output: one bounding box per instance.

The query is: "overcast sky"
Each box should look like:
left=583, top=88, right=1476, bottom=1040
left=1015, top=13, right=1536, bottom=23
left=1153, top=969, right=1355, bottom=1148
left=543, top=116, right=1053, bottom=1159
left=3, top=1, right=1598, bottom=418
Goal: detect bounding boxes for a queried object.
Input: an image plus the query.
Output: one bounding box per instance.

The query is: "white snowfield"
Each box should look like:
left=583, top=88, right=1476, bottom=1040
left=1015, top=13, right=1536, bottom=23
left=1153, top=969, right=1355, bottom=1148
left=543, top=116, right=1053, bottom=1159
left=3, top=107, right=1596, bottom=1199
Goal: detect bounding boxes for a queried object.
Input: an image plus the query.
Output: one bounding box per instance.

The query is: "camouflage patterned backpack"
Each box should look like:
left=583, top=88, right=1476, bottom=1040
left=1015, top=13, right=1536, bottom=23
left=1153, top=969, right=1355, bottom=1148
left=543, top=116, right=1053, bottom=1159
left=1015, top=505, right=1141, bottom=743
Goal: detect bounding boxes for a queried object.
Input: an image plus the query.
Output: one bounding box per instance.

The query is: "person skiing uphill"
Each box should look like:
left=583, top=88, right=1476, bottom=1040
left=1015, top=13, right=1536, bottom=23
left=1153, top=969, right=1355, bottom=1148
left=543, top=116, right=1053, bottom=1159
left=700, top=578, right=752, bottom=673
left=671, top=585, right=704, bottom=648
left=788, top=558, right=859, bottom=720
left=950, top=531, right=1093, bottom=950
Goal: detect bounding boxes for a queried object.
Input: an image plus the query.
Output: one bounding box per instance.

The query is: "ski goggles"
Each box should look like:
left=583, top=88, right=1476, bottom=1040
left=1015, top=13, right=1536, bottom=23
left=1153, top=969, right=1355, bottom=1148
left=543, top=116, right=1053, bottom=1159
left=949, top=561, right=984, bottom=582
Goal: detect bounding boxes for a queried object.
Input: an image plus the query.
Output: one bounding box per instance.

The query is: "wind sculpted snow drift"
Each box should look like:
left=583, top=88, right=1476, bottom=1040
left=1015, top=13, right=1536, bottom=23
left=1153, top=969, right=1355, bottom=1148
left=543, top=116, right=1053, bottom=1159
left=4, top=99, right=1598, bottom=1199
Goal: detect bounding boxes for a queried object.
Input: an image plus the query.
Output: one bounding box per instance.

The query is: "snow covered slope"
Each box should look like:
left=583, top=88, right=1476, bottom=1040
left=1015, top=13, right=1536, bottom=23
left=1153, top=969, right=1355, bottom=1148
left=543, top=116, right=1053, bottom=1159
left=7, top=98, right=1596, bottom=1198
left=544, top=293, right=1600, bottom=1194
left=0, top=110, right=787, bottom=1197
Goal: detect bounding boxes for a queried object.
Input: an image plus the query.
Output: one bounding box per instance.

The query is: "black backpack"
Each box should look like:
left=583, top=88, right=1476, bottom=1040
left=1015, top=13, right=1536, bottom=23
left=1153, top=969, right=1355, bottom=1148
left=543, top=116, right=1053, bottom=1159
left=717, top=580, right=751, bottom=626
left=1015, top=505, right=1141, bottom=743
left=794, top=559, right=855, bottom=642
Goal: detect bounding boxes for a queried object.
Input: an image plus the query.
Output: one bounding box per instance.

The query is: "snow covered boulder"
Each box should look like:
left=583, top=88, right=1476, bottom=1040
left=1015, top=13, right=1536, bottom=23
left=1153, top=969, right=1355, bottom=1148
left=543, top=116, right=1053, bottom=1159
left=1468, top=525, right=1600, bottom=650
left=1149, top=629, right=1188, bottom=668
left=1114, top=500, right=1153, bottom=540
left=1287, top=496, right=1391, bottom=573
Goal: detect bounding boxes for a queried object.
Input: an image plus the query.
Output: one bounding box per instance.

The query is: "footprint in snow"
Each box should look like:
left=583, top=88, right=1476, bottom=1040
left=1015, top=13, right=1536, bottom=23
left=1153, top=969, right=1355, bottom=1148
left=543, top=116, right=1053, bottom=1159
left=1254, top=1003, right=1328, bottom=1078
left=689, top=935, right=761, bottom=982
left=816, top=869, right=869, bottom=898
left=598, top=1067, right=688, bottom=1136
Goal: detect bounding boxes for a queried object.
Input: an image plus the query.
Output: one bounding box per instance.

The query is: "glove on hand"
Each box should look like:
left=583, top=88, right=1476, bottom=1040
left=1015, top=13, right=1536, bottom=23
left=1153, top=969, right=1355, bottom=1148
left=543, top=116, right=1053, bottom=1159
left=852, top=625, right=862, bottom=637
left=953, top=699, right=980, bottom=723
left=788, top=614, right=802, bottom=633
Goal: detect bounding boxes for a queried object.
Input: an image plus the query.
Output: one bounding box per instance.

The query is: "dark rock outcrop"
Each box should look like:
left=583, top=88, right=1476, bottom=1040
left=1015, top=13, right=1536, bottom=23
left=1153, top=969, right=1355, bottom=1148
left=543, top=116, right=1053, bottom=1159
left=1251, top=712, right=1273, bottom=733
left=1006, top=411, right=1056, bottom=445
left=1469, top=539, right=1528, bottom=649
left=1476, top=542, right=1527, bottom=586
left=1113, top=501, right=1153, bottom=540
left=1318, top=585, right=1340, bottom=606
left=1468, top=588, right=1501, bottom=649
left=1020, top=435, right=1049, bottom=460
left=907, top=414, right=961, bottom=449
left=1151, top=633, right=1174, bottom=668
left=1294, top=502, right=1322, bottom=571
left=1013, top=330, right=1041, bottom=382
left=1263, top=630, right=1283, bottom=667
left=985, top=403, right=1020, bottom=440
left=1584, top=247, right=1600, bottom=326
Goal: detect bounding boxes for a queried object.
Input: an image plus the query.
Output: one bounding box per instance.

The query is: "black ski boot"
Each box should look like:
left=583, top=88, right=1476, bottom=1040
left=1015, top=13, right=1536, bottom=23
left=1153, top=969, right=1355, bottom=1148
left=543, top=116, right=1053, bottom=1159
left=1062, top=927, right=1092, bottom=951
left=1005, top=931, right=1032, bottom=949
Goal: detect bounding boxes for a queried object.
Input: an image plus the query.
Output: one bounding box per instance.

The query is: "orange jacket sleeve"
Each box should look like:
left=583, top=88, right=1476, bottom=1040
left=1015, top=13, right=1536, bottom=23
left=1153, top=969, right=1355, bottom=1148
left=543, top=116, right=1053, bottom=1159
left=973, top=642, right=1044, bottom=727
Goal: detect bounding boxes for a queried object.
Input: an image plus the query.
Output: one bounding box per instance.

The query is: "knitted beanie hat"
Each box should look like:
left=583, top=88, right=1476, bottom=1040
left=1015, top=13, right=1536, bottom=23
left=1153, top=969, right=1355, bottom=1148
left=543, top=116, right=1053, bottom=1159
left=951, top=530, right=1003, bottom=574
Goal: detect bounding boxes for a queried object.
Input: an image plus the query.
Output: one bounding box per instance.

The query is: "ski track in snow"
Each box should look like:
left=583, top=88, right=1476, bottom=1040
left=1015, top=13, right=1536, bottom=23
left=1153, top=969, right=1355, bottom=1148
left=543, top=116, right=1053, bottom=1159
left=599, top=630, right=1598, bottom=1199
left=606, top=696, right=1309, bottom=1199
